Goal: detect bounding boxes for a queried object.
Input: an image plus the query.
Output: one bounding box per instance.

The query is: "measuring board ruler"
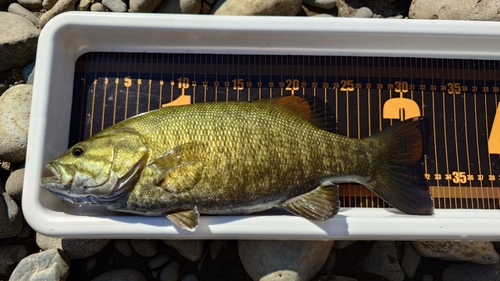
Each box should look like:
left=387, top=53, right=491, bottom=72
left=71, top=52, right=500, bottom=211
left=25, top=13, right=500, bottom=239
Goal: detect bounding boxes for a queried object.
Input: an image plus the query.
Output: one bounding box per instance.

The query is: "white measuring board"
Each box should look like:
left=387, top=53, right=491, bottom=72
left=24, top=12, right=500, bottom=239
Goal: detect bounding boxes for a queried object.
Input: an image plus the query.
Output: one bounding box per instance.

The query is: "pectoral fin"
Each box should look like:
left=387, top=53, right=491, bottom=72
left=166, top=207, right=200, bottom=232
left=282, top=183, right=340, bottom=220
left=159, top=162, right=204, bottom=193
left=148, top=142, right=205, bottom=193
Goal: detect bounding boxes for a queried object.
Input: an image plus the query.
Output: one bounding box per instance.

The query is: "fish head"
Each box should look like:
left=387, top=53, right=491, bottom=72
left=41, top=128, right=149, bottom=205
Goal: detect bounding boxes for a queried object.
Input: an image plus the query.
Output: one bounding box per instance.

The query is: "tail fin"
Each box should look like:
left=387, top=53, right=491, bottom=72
left=364, top=117, right=434, bottom=215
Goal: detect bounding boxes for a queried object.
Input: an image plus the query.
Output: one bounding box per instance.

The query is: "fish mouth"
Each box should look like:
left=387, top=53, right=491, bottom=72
left=41, top=159, right=143, bottom=205
left=41, top=163, right=105, bottom=205
left=42, top=162, right=109, bottom=190
left=45, top=163, right=74, bottom=186
left=40, top=168, right=95, bottom=205
left=41, top=178, right=121, bottom=205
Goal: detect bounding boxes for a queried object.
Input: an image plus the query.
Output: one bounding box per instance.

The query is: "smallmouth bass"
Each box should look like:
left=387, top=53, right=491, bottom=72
left=41, top=96, right=434, bottom=231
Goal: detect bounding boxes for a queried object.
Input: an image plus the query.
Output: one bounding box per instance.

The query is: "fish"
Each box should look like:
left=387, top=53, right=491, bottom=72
left=41, top=96, right=434, bottom=231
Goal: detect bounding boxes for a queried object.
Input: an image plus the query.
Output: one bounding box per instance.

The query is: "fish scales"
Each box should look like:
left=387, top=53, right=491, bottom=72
left=41, top=96, right=434, bottom=231
left=121, top=101, right=356, bottom=211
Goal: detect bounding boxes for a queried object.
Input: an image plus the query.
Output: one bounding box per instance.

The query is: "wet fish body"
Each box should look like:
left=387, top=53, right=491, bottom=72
left=41, top=96, right=434, bottom=231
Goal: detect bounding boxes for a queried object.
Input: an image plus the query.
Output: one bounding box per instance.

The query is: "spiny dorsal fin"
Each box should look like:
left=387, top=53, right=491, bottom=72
left=166, top=207, right=200, bottom=232
left=256, top=96, right=337, bottom=132
left=281, top=183, right=340, bottom=220
left=257, top=96, right=312, bottom=122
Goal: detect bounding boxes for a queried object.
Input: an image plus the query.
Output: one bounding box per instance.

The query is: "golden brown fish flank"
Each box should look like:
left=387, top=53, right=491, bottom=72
left=41, top=96, right=433, bottom=231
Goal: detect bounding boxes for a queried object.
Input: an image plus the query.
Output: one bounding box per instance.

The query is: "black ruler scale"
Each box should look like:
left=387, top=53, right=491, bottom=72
left=71, top=52, right=500, bottom=210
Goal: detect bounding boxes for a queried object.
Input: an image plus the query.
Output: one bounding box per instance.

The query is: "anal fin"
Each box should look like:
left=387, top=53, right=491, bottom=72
left=282, top=183, right=340, bottom=220
left=166, top=207, right=200, bottom=232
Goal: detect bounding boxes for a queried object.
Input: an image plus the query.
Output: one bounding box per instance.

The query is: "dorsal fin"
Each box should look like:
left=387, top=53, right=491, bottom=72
left=257, top=96, right=312, bottom=121
left=257, top=96, right=337, bottom=132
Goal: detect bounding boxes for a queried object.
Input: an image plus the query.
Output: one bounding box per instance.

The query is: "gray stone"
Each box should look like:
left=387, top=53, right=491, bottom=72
left=332, top=240, right=357, bottom=249
left=333, top=0, right=357, bottom=17
left=16, top=222, right=32, bottom=238
left=0, top=12, right=39, bottom=72
left=238, top=240, right=334, bottom=281
left=91, top=3, right=107, bottom=11
left=102, top=0, right=127, bottom=12
left=300, top=4, right=320, bottom=17
left=200, top=1, right=212, bottom=14
left=9, top=248, right=69, bottom=281
left=333, top=275, right=358, bottom=281
left=90, top=269, right=147, bottom=281
left=0, top=245, right=28, bottom=277
left=148, top=253, right=169, bottom=269
left=402, top=242, right=421, bottom=278
left=79, top=0, right=92, bottom=10
left=331, top=276, right=357, bottom=281
left=262, top=270, right=300, bottom=280
left=86, top=257, right=97, bottom=271
left=17, top=0, right=42, bottom=9
left=318, top=249, right=336, bottom=275
left=211, top=0, right=302, bottom=15
left=160, top=261, right=179, bottom=281
left=155, top=0, right=202, bottom=14
left=412, top=241, right=499, bottom=265
left=0, top=83, right=8, bottom=96
left=1, top=160, right=10, bottom=170
left=443, top=262, right=500, bottom=281
left=42, top=0, right=57, bottom=9
left=6, top=168, right=24, bottom=200
left=302, top=0, right=336, bottom=9
left=130, top=239, right=157, bottom=257
left=422, top=274, right=434, bottom=281
left=181, top=274, right=198, bottom=281
left=39, top=0, right=79, bottom=28
left=353, top=7, right=372, bottom=18
left=209, top=240, right=226, bottom=259
left=409, top=0, right=500, bottom=20
left=0, top=84, right=33, bottom=163
left=36, top=233, right=110, bottom=260
left=312, top=13, right=335, bottom=17
left=0, top=193, right=23, bottom=239
left=130, top=0, right=163, bottom=12
left=313, top=274, right=358, bottom=281
left=363, top=241, right=404, bottom=281
left=7, top=3, right=39, bottom=26
left=113, top=240, right=133, bottom=256
left=163, top=240, right=204, bottom=262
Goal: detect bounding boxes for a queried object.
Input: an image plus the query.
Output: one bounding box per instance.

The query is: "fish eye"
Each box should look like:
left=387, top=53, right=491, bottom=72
left=72, top=146, right=85, bottom=157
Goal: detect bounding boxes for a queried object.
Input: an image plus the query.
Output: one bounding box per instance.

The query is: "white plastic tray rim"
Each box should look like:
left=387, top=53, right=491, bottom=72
left=23, top=12, right=500, bottom=239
